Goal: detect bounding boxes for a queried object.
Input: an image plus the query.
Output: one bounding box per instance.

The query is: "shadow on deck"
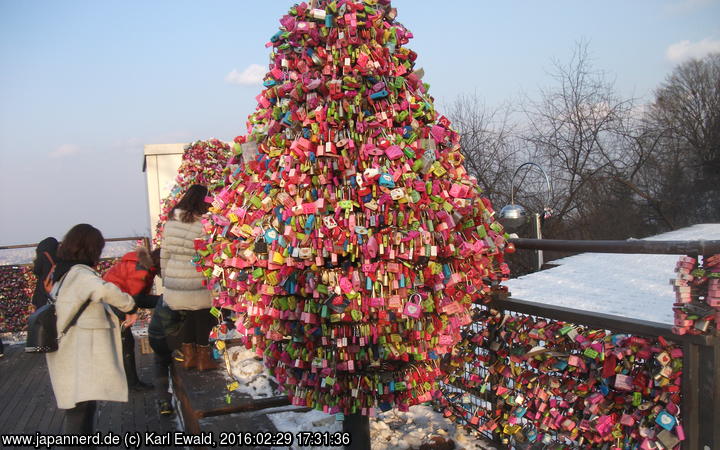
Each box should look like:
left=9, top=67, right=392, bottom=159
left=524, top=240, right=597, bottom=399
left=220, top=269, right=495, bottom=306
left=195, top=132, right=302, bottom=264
left=0, top=342, right=179, bottom=449
left=0, top=341, right=302, bottom=450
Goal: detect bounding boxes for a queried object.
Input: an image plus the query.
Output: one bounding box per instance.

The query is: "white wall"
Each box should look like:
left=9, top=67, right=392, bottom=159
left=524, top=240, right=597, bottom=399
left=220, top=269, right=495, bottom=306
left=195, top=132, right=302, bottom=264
left=143, top=143, right=185, bottom=242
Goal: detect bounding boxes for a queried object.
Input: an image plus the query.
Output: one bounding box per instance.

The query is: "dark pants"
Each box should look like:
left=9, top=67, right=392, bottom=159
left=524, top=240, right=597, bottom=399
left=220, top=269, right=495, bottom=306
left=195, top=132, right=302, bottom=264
left=180, top=309, right=215, bottom=346
left=118, top=294, right=160, bottom=385
left=121, top=327, right=139, bottom=385
left=64, top=400, right=97, bottom=434
left=150, top=336, right=173, bottom=402
left=134, top=293, right=160, bottom=309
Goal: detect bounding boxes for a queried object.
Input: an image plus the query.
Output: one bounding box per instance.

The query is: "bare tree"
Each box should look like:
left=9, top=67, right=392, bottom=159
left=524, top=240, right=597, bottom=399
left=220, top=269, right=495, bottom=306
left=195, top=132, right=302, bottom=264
left=445, top=46, right=719, bottom=274
left=446, top=94, right=521, bottom=209
left=521, top=41, right=645, bottom=239
left=638, top=52, right=720, bottom=227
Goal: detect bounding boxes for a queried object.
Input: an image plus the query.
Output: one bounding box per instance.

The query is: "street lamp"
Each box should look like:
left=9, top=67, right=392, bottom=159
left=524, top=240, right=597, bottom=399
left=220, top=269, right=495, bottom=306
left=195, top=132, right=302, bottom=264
left=498, top=162, right=552, bottom=271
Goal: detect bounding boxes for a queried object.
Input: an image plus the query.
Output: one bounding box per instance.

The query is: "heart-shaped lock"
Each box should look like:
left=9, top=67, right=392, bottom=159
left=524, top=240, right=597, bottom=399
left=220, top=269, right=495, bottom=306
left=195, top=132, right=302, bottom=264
left=403, top=293, right=422, bottom=319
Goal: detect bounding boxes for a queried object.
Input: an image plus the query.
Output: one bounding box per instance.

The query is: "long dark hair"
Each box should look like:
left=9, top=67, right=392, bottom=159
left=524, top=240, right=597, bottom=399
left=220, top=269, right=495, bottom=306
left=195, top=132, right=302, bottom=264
left=57, top=224, right=105, bottom=266
left=170, top=184, right=209, bottom=223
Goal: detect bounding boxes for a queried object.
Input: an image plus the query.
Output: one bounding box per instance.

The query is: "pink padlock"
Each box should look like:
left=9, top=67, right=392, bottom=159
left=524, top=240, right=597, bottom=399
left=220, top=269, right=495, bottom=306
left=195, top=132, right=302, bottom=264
left=403, top=293, right=422, bottom=319
left=339, top=277, right=353, bottom=294
left=384, top=145, right=403, bottom=160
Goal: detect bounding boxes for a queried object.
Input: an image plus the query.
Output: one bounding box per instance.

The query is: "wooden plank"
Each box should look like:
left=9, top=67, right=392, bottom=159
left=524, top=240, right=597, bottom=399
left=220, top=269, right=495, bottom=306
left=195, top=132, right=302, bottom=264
left=34, top=393, right=60, bottom=433
left=172, top=363, right=201, bottom=434
left=48, top=404, right=65, bottom=434
left=714, top=341, right=720, bottom=450
left=0, top=350, right=46, bottom=430
left=0, top=345, right=34, bottom=414
left=15, top=391, right=45, bottom=433
left=200, top=396, right=292, bottom=418
left=172, top=357, right=289, bottom=418
left=12, top=354, right=52, bottom=433
left=491, top=297, right=713, bottom=346
left=682, top=342, right=699, bottom=450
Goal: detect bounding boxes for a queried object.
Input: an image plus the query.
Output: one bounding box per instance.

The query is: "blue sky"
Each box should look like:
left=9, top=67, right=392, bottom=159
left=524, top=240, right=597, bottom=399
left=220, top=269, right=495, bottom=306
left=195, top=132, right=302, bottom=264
left=1, top=0, right=719, bottom=246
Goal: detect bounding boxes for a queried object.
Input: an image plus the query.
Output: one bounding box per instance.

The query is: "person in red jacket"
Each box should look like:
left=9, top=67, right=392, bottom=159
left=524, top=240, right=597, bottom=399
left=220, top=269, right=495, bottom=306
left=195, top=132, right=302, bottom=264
left=103, top=246, right=161, bottom=390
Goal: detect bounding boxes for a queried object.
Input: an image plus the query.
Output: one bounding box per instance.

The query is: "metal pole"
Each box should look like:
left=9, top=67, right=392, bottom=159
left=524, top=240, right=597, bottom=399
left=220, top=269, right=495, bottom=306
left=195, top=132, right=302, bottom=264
left=534, top=212, right=543, bottom=271
left=509, top=162, right=553, bottom=208
left=343, top=414, right=370, bottom=450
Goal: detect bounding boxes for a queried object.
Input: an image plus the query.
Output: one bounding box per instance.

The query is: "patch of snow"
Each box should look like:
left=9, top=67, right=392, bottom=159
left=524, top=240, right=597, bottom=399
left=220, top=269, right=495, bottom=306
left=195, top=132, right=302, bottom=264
left=226, top=346, right=282, bottom=398
left=266, top=404, right=495, bottom=450
left=1, top=332, right=26, bottom=345
left=506, top=223, right=720, bottom=324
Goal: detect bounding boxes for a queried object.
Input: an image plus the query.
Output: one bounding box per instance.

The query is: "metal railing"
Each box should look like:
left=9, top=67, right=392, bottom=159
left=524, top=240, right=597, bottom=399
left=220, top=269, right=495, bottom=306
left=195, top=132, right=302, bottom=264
left=441, top=238, right=719, bottom=449
left=0, top=237, right=149, bottom=334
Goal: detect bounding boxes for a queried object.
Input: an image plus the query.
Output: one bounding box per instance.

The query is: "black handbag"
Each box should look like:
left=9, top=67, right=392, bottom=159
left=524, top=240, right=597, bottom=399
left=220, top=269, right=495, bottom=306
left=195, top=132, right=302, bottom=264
left=25, top=274, right=91, bottom=353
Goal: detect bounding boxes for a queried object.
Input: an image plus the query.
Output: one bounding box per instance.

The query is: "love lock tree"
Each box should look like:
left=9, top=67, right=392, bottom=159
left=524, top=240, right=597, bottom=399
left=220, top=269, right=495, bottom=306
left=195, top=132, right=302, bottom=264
left=154, top=139, right=233, bottom=244
left=197, top=0, right=510, bottom=425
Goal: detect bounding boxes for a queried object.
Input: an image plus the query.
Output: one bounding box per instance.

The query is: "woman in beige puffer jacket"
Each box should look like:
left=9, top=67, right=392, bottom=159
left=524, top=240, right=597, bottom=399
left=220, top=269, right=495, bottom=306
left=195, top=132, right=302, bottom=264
left=160, top=184, right=217, bottom=371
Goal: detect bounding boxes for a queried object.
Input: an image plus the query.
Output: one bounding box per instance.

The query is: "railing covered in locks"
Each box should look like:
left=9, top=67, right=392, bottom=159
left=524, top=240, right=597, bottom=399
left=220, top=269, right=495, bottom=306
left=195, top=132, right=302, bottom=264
left=439, top=239, right=720, bottom=450
left=0, top=237, right=148, bottom=333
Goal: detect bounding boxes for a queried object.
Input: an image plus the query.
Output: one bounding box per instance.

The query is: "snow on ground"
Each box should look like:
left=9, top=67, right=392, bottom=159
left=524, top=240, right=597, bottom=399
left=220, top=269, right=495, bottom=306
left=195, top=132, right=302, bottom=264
left=0, top=332, right=26, bottom=345
left=368, top=406, right=494, bottom=450
left=505, top=223, right=720, bottom=324
left=267, top=409, right=341, bottom=450
left=226, top=345, right=282, bottom=398
left=267, top=405, right=495, bottom=450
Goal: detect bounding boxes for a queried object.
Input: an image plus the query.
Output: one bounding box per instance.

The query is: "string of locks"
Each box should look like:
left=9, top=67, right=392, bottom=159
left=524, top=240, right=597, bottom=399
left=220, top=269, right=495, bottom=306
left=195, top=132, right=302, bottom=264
left=672, top=254, right=720, bottom=336
left=0, top=266, right=35, bottom=333
left=195, top=0, right=510, bottom=417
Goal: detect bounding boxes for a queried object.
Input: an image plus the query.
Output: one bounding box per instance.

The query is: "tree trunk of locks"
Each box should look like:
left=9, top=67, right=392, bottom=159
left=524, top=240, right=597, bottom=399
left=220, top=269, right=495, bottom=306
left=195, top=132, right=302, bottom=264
left=197, top=0, right=510, bottom=416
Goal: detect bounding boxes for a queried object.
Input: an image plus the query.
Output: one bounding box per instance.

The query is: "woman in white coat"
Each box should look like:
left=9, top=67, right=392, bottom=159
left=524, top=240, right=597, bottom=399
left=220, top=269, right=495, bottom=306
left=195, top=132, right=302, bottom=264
left=46, top=224, right=136, bottom=434
left=161, top=184, right=218, bottom=371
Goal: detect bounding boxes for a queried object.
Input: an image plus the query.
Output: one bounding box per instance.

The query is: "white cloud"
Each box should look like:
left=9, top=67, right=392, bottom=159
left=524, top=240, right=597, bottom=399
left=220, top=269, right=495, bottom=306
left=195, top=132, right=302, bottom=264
left=225, top=64, right=266, bottom=85
left=49, top=144, right=81, bottom=158
left=666, top=38, right=720, bottom=63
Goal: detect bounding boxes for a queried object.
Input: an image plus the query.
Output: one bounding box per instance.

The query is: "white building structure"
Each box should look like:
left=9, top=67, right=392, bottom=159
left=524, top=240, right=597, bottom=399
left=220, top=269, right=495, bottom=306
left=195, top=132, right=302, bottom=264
left=142, top=143, right=186, bottom=242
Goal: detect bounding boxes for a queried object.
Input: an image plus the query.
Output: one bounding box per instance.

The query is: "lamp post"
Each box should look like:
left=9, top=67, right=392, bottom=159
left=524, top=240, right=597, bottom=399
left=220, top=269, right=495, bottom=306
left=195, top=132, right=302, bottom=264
left=498, top=162, right=552, bottom=271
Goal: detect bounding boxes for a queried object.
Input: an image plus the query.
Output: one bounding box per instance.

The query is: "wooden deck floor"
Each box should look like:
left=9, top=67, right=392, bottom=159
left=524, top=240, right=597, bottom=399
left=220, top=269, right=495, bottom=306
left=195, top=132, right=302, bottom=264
left=0, top=341, right=179, bottom=449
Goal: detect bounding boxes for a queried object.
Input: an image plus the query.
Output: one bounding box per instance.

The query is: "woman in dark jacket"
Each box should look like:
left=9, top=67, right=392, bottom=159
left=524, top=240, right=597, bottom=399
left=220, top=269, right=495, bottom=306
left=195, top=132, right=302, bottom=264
left=31, top=237, right=58, bottom=309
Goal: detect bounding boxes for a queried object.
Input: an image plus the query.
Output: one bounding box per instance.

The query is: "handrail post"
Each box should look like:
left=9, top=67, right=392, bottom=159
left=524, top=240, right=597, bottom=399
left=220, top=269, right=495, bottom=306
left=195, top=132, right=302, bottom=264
left=681, top=341, right=699, bottom=449
left=343, top=414, right=370, bottom=450
left=712, top=339, right=720, bottom=447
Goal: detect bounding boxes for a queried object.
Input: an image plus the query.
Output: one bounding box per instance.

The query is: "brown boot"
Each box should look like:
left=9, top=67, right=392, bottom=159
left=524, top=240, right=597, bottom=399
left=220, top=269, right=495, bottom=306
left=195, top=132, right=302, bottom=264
left=196, top=345, right=219, bottom=371
left=181, top=343, right=197, bottom=369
